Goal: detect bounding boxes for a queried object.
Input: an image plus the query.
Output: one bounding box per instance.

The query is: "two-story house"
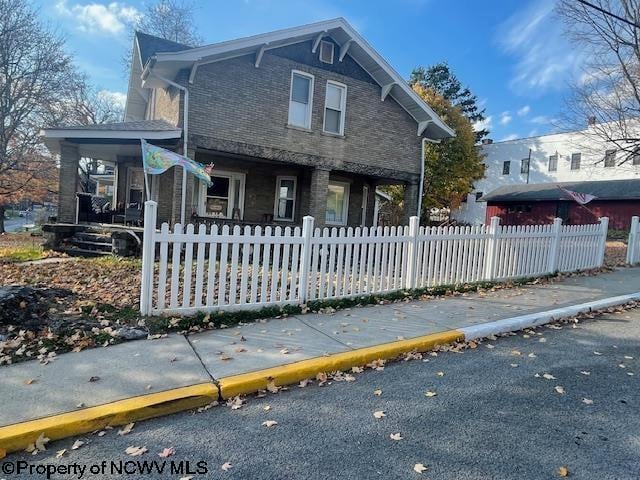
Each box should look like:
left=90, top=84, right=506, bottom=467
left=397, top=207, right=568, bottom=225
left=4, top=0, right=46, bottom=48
left=452, top=124, right=640, bottom=230
left=43, top=18, right=453, bottom=240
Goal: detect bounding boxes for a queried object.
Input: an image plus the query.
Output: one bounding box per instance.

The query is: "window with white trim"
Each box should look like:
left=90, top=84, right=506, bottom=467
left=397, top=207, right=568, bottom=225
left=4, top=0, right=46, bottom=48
left=199, top=171, right=245, bottom=219
left=274, top=176, right=296, bottom=221
left=288, top=71, right=314, bottom=129
left=319, top=40, right=334, bottom=64
left=323, top=81, right=347, bottom=135
left=326, top=181, right=350, bottom=225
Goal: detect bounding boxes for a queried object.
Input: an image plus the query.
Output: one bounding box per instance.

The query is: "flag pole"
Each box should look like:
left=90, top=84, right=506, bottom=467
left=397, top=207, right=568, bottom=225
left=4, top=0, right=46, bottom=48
left=555, top=185, right=599, bottom=220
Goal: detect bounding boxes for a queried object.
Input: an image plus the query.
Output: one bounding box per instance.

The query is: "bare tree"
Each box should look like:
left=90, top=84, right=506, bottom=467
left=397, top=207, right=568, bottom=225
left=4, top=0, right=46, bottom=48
left=557, top=0, right=640, bottom=165
left=0, top=0, right=79, bottom=232
left=138, top=0, right=202, bottom=45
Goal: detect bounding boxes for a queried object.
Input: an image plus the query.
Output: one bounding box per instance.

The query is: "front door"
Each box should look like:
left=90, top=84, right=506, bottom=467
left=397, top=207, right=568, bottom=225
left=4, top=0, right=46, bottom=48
left=556, top=201, right=570, bottom=223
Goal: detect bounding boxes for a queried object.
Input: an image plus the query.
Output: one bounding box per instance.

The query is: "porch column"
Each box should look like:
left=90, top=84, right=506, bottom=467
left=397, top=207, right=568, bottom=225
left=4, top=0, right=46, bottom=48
left=365, top=183, right=376, bottom=226
left=309, top=167, right=330, bottom=228
left=403, top=182, right=419, bottom=224
left=58, top=142, right=80, bottom=223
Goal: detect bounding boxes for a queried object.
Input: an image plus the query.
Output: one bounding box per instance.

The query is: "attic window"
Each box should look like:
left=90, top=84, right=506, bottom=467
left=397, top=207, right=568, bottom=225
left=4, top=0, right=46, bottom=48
left=319, top=40, right=334, bottom=64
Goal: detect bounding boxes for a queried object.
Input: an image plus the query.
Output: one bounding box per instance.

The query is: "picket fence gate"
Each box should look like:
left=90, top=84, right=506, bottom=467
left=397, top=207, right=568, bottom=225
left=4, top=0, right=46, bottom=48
left=628, top=216, right=640, bottom=265
left=139, top=201, right=608, bottom=316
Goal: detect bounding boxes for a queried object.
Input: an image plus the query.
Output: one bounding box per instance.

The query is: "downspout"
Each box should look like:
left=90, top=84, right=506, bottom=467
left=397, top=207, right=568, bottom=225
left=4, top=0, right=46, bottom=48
left=151, top=73, right=189, bottom=225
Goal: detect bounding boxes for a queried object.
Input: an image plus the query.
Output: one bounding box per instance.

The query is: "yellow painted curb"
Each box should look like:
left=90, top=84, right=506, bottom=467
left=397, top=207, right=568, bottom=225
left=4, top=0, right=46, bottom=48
left=219, top=329, right=463, bottom=398
left=0, top=383, right=217, bottom=454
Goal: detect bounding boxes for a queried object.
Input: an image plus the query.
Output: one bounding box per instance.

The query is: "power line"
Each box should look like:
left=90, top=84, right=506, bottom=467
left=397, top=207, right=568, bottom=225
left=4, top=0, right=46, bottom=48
left=576, top=0, right=640, bottom=29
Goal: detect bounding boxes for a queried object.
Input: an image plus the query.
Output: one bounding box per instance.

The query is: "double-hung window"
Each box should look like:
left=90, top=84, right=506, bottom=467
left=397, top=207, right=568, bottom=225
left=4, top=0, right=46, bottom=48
left=548, top=154, right=558, bottom=172
left=520, top=158, right=530, bottom=174
left=323, top=81, right=347, bottom=135
left=502, top=161, right=510, bottom=175
left=288, top=71, right=314, bottom=129
left=326, top=181, right=350, bottom=225
left=274, top=176, right=297, bottom=221
left=604, top=149, right=616, bottom=167
left=571, top=153, right=581, bottom=170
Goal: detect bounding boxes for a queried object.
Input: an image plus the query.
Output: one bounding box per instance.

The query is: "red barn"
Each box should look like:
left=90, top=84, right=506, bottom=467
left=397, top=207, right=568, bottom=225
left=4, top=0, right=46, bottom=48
left=481, top=179, right=640, bottom=230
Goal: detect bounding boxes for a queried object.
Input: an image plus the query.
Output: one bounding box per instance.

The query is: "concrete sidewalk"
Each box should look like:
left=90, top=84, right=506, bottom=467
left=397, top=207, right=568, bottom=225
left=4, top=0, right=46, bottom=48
left=1, top=267, right=639, bottom=452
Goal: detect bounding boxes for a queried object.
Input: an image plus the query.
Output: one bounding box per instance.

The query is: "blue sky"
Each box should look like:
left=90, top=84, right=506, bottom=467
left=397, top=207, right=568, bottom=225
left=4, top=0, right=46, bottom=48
left=38, top=0, right=585, bottom=141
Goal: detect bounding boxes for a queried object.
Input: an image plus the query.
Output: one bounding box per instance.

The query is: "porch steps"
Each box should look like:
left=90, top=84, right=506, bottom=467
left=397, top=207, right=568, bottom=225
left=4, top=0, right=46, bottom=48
left=62, top=229, right=113, bottom=257
left=58, top=246, right=112, bottom=257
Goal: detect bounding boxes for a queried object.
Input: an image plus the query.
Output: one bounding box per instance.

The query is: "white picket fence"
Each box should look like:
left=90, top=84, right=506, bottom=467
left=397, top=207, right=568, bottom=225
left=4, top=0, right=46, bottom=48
left=627, top=216, right=640, bottom=265
left=139, top=201, right=608, bottom=316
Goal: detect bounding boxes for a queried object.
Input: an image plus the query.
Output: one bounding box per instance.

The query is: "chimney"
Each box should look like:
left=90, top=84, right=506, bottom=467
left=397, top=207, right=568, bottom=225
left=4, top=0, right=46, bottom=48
left=587, top=116, right=596, bottom=126
left=481, top=138, right=493, bottom=145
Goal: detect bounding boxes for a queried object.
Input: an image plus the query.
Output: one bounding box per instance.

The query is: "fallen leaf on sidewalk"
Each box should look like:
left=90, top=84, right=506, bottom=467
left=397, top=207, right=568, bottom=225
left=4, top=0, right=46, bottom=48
left=557, top=466, right=569, bottom=477
left=263, top=405, right=271, bottom=411
left=158, top=447, right=175, bottom=458
left=221, top=462, right=233, bottom=472
left=511, top=350, right=522, bottom=356
left=390, top=433, right=403, bottom=441
left=414, top=463, right=428, bottom=473
left=55, top=449, right=66, bottom=458
left=125, top=446, right=147, bottom=456
left=118, top=423, right=135, bottom=436
left=543, top=373, right=556, bottom=380
left=373, top=389, right=383, bottom=396
left=88, top=376, right=100, bottom=382
left=555, top=385, right=566, bottom=394
left=279, top=348, right=290, bottom=355
left=436, top=371, right=444, bottom=377
left=373, top=410, right=386, bottom=419
left=593, top=351, right=603, bottom=356
left=351, top=366, right=364, bottom=373
left=219, top=355, right=232, bottom=361
left=24, top=378, right=36, bottom=385
left=528, top=353, right=537, bottom=358
left=298, top=379, right=311, bottom=388
left=71, top=440, right=84, bottom=450
left=580, top=371, right=590, bottom=375
left=266, top=380, right=280, bottom=394
left=486, top=344, right=495, bottom=349
left=262, top=420, right=278, bottom=428
left=425, top=391, right=437, bottom=397
left=76, top=402, right=85, bottom=408
left=316, top=372, right=328, bottom=385
left=227, top=396, right=244, bottom=410
left=582, top=398, right=593, bottom=405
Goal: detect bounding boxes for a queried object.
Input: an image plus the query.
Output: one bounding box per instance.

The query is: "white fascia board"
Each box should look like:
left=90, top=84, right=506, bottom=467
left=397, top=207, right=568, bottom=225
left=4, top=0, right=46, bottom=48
left=41, top=129, right=182, bottom=140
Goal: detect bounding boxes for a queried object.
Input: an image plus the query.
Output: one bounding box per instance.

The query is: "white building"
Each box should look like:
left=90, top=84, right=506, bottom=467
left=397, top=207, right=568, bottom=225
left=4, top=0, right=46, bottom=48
left=453, top=125, right=640, bottom=225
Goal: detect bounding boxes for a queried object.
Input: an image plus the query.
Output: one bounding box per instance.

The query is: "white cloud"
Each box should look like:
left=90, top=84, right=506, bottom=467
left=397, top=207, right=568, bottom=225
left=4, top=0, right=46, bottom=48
left=499, top=111, right=512, bottom=125
left=98, top=90, right=126, bottom=109
left=530, top=115, right=555, bottom=125
left=497, top=0, right=586, bottom=91
left=517, top=105, right=530, bottom=116
left=56, top=0, right=140, bottom=35
left=473, top=115, right=492, bottom=132
left=500, top=134, right=520, bottom=141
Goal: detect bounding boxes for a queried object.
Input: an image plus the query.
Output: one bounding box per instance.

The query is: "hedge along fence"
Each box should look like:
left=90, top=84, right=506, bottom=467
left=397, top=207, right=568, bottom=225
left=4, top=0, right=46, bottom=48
left=139, top=201, right=609, bottom=316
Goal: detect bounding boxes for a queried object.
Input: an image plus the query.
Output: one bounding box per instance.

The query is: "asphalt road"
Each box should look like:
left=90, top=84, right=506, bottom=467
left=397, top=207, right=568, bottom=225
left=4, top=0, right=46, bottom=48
left=4, top=307, right=639, bottom=480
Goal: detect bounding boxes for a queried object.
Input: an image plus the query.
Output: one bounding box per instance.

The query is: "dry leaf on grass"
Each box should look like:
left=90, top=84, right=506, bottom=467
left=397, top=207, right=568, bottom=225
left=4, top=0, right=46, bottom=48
left=125, top=446, right=147, bottom=456
left=414, top=463, right=428, bottom=473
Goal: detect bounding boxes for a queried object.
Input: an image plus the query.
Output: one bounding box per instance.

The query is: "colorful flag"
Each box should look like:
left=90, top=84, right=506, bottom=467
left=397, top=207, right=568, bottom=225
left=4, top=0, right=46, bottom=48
left=559, top=186, right=596, bottom=205
left=141, top=139, right=212, bottom=186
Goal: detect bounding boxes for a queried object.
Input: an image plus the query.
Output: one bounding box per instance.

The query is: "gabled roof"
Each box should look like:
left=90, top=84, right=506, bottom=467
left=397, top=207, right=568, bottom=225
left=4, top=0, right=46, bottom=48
left=481, top=178, right=640, bottom=202
left=136, top=18, right=454, bottom=139
left=135, top=32, right=192, bottom=65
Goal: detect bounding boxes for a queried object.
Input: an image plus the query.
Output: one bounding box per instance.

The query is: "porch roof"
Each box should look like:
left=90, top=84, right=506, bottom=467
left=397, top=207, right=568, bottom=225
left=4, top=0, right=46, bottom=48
left=41, top=120, right=182, bottom=161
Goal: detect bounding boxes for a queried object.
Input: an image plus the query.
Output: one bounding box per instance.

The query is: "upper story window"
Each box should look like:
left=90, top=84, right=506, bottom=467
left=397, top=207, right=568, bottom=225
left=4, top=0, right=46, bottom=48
left=634, top=150, right=640, bottom=166
left=475, top=191, right=483, bottom=201
left=288, top=71, right=314, bottom=129
left=571, top=153, right=581, bottom=170
left=520, top=158, right=530, bottom=174
left=323, top=81, right=347, bottom=135
left=502, top=161, right=510, bottom=175
left=548, top=154, right=558, bottom=172
left=274, top=176, right=297, bottom=222
left=319, top=40, right=334, bottom=64
left=604, top=149, right=616, bottom=167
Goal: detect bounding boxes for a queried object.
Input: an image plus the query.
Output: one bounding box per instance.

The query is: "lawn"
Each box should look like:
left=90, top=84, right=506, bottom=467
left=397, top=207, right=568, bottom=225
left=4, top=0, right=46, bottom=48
left=0, top=232, right=49, bottom=263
